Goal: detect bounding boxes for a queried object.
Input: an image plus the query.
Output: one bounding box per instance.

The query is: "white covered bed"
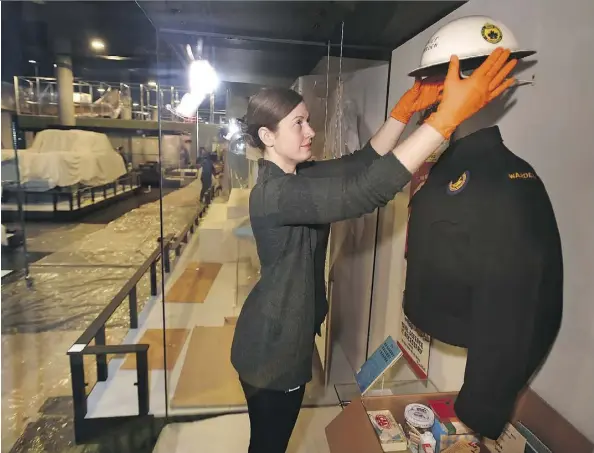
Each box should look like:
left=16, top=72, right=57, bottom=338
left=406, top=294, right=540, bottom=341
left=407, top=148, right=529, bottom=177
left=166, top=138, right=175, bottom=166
left=1, top=129, right=127, bottom=192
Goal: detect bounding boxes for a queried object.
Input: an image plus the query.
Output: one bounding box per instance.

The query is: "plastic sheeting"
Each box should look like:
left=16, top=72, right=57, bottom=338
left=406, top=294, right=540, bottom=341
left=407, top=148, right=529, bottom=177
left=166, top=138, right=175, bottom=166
left=0, top=266, right=154, bottom=334
left=1, top=129, right=126, bottom=191
left=2, top=179, right=204, bottom=334
left=35, top=180, right=202, bottom=267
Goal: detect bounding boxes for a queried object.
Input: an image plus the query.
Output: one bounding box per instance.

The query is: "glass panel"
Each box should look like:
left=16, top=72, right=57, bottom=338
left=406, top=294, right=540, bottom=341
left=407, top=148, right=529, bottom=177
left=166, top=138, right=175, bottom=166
left=1, top=2, right=164, bottom=451
left=152, top=21, right=344, bottom=416
left=335, top=379, right=439, bottom=407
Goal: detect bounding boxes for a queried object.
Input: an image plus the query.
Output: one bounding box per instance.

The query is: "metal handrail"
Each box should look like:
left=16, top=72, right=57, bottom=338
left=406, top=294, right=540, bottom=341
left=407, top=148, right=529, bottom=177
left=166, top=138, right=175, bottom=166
left=13, top=76, right=227, bottom=124
left=67, top=233, right=173, bottom=427
left=66, top=191, right=213, bottom=442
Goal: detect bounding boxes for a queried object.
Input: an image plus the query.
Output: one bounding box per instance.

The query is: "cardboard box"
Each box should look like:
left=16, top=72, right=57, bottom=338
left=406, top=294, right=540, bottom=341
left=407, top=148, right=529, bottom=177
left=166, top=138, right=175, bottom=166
left=325, top=389, right=593, bottom=453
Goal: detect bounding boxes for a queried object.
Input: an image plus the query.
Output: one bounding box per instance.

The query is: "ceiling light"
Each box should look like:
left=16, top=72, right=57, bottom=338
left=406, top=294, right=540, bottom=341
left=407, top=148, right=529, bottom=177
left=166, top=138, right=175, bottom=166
left=28, top=60, right=37, bottom=64
left=90, top=39, right=105, bottom=51
left=147, top=81, right=157, bottom=87
left=53, top=63, right=57, bottom=68
left=97, top=88, right=106, bottom=93
left=102, top=55, right=131, bottom=61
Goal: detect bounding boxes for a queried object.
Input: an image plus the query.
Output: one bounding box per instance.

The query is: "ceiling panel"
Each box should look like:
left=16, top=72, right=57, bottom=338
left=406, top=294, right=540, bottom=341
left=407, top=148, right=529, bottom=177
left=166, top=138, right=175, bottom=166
left=2, top=1, right=464, bottom=86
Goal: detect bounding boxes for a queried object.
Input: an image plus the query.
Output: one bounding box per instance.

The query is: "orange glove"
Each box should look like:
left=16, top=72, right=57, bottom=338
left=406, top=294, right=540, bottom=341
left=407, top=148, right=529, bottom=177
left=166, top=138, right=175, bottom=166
left=390, top=78, right=444, bottom=124
left=425, top=47, right=517, bottom=139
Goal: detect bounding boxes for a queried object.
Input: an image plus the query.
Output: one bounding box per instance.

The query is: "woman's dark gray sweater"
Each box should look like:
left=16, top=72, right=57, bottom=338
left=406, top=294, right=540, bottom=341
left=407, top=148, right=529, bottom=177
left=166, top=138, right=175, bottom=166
left=230, top=141, right=411, bottom=390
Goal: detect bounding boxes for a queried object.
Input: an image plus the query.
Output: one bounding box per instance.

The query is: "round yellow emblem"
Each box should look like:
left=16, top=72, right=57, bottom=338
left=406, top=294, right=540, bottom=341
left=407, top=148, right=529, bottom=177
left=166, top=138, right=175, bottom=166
left=447, top=171, right=469, bottom=195
left=481, top=23, right=503, bottom=44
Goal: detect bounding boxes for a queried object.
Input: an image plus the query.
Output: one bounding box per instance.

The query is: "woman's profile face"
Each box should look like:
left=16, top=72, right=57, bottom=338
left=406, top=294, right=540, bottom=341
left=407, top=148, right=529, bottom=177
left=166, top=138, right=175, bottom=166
left=271, top=102, right=315, bottom=164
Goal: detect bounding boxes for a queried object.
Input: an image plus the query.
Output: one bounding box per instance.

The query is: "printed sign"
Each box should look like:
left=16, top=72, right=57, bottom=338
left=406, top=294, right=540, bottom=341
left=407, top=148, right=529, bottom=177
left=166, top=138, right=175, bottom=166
left=397, top=311, right=431, bottom=379
left=484, top=423, right=527, bottom=453
left=400, top=151, right=438, bottom=379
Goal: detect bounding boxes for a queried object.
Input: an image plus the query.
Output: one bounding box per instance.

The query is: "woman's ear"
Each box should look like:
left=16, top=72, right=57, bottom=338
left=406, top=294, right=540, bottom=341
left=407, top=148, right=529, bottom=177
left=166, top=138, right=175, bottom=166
left=258, top=126, right=275, bottom=148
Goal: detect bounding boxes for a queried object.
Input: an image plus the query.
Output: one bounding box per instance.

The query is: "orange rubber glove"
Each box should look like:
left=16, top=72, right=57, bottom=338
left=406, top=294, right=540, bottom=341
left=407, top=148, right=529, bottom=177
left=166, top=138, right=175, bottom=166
left=390, top=78, right=444, bottom=124
left=425, top=47, right=517, bottom=139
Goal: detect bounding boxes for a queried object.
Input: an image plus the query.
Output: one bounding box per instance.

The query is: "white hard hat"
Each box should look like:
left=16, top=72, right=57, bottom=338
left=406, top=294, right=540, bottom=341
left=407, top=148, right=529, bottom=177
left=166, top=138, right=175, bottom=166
left=409, top=16, right=536, bottom=78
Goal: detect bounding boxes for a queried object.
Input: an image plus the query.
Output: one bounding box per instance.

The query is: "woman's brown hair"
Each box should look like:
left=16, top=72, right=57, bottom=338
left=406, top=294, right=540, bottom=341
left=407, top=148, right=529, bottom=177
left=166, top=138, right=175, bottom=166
left=244, top=87, right=303, bottom=150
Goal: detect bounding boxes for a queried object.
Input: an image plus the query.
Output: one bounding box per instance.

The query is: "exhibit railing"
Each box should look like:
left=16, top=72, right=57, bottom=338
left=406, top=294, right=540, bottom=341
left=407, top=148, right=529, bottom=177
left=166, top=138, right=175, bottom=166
left=66, top=185, right=215, bottom=443
left=12, top=76, right=226, bottom=124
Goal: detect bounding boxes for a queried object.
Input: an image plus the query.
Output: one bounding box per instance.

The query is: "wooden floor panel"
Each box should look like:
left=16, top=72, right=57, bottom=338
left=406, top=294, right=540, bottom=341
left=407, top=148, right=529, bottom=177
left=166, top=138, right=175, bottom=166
left=165, top=262, right=222, bottom=303
left=171, top=325, right=325, bottom=408
left=121, top=328, right=189, bottom=371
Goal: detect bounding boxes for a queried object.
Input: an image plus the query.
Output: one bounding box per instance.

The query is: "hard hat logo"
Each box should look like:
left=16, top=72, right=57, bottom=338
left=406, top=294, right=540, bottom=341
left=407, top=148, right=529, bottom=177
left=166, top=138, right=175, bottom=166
left=481, top=23, right=503, bottom=44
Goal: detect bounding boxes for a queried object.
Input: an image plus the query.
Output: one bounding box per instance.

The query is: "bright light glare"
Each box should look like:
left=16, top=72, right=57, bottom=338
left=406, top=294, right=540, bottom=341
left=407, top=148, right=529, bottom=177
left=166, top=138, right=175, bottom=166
left=189, top=60, right=218, bottom=95
left=29, top=60, right=37, bottom=64
left=224, top=119, right=241, bottom=140
left=228, top=119, right=240, bottom=136
left=90, top=39, right=105, bottom=51
left=175, top=92, right=206, bottom=118
left=147, top=80, right=157, bottom=87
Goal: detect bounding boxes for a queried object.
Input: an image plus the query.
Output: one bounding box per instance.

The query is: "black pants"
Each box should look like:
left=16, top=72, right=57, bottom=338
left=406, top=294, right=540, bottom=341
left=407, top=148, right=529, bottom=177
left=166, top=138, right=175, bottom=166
left=240, top=379, right=306, bottom=453
left=200, top=179, right=211, bottom=203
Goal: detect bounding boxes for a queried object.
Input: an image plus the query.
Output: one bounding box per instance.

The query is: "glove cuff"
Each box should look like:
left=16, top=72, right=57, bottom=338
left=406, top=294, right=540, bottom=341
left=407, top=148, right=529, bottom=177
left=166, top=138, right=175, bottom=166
left=425, top=112, right=457, bottom=139
left=390, top=107, right=412, bottom=124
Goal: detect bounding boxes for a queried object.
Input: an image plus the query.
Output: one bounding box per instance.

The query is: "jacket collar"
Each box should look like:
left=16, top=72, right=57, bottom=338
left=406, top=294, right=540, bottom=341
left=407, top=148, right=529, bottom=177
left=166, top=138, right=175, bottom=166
left=258, top=158, right=288, bottom=181
left=450, top=126, right=503, bottom=154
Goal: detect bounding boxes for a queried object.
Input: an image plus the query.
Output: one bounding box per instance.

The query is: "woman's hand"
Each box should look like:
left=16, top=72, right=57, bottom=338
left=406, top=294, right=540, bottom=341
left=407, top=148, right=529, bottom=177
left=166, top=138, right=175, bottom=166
left=426, top=47, right=518, bottom=139
left=390, top=78, right=444, bottom=124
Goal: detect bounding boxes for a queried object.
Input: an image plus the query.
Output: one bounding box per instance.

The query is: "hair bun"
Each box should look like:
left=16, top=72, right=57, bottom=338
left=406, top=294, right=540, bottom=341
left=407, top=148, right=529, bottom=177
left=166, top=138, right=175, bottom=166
left=244, top=126, right=263, bottom=149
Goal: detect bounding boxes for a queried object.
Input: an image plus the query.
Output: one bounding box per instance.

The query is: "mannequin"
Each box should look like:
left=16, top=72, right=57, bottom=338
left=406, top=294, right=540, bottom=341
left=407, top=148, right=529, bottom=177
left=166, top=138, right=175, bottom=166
left=403, top=94, right=563, bottom=439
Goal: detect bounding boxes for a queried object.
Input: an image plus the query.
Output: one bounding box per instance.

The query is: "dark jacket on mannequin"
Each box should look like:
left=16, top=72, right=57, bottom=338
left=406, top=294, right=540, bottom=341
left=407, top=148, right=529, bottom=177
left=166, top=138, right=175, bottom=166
left=231, top=142, right=411, bottom=391
left=404, top=126, right=563, bottom=439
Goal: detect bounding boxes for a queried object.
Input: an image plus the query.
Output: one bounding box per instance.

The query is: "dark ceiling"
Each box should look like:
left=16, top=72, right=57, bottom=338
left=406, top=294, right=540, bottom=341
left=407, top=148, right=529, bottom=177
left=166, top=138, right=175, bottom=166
left=1, top=1, right=464, bottom=87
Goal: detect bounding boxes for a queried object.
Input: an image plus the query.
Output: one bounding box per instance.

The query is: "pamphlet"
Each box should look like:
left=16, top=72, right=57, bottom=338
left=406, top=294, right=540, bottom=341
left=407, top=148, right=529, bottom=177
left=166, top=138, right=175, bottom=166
left=356, top=336, right=403, bottom=395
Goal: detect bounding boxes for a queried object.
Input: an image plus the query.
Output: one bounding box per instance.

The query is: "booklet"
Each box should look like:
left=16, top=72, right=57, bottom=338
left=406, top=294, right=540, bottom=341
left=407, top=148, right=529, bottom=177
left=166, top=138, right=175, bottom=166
left=356, top=336, right=403, bottom=395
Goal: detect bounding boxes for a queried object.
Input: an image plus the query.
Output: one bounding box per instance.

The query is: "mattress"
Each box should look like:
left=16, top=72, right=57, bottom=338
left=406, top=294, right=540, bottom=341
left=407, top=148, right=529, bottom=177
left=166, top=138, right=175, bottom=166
left=1, top=129, right=126, bottom=191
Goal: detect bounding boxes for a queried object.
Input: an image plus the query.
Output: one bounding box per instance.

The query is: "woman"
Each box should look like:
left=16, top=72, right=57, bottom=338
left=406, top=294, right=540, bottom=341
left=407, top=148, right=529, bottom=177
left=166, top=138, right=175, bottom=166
left=231, top=48, right=517, bottom=452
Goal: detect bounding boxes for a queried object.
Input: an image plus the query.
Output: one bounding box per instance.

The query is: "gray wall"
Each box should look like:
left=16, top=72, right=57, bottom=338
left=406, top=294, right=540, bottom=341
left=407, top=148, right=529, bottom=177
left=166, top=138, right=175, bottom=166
left=377, top=0, right=594, bottom=441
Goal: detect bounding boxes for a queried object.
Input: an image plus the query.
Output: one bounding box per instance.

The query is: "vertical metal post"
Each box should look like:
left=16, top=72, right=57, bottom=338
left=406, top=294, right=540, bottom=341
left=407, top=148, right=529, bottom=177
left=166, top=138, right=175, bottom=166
left=35, top=66, right=41, bottom=115
left=129, top=285, right=138, bottom=329
left=150, top=261, right=157, bottom=296
left=69, top=353, right=88, bottom=420
left=140, top=84, right=145, bottom=119
left=77, top=190, right=81, bottom=209
left=69, top=193, right=74, bottom=211
left=209, top=92, right=215, bottom=123
left=91, top=187, right=95, bottom=203
left=136, top=350, right=150, bottom=415
left=11, top=119, right=31, bottom=285
left=95, top=326, right=108, bottom=382
left=163, top=241, right=171, bottom=273
left=13, top=76, right=21, bottom=115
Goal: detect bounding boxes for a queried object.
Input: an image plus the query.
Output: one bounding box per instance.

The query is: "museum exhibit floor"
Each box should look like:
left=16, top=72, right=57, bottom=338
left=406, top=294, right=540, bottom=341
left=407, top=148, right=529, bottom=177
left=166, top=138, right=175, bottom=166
left=82, top=205, right=351, bottom=420
left=0, top=182, right=203, bottom=453
left=1, top=184, right=360, bottom=453
left=152, top=407, right=341, bottom=453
